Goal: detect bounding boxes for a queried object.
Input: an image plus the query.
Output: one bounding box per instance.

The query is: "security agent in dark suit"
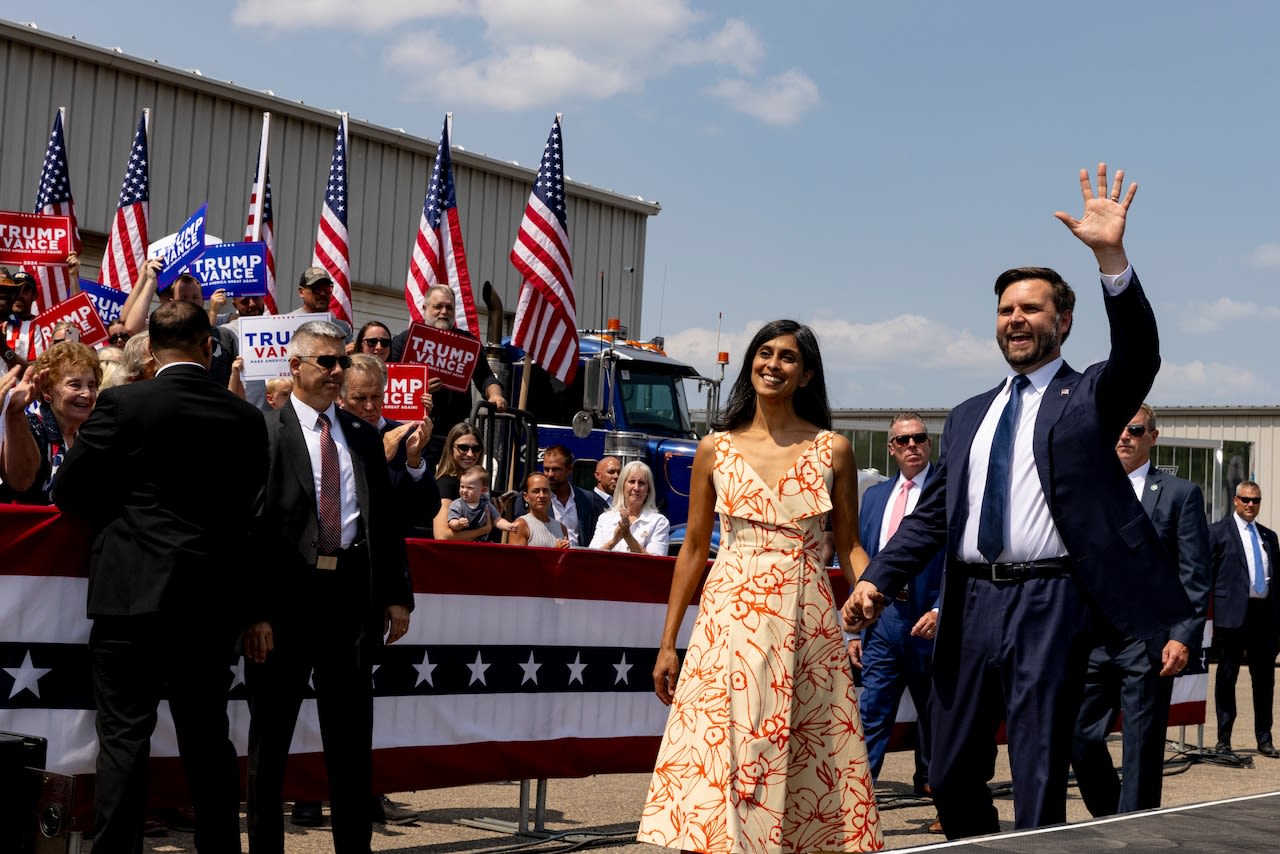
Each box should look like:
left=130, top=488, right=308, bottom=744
left=243, top=320, right=414, bottom=854
left=848, top=413, right=944, bottom=793
left=844, top=165, right=1192, bottom=838
left=54, top=300, right=268, bottom=854
left=1210, top=480, right=1280, bottom=756
left=1071, top=403, right=1210, bottom=815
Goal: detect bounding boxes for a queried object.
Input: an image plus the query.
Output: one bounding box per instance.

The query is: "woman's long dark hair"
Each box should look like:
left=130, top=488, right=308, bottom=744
left=712, top=320, right=831, bottom=432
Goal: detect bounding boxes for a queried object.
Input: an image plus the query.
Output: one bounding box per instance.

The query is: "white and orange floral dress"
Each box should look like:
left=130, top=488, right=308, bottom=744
left=638, top=431, right=882, bottom=854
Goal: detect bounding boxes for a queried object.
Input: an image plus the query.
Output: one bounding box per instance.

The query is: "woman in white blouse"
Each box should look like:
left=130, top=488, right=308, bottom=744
left=589, top=460, right=671, bottom=555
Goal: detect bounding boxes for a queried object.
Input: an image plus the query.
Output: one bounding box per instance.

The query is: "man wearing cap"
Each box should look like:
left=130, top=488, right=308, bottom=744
left=291, top=267, right=352, bottom=340
left=389, top=284, right=505, bottom=466
left=2, top=272, right=38, bottom=364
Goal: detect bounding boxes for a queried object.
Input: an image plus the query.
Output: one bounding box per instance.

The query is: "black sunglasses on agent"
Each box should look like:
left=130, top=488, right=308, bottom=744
left=298, top=354, right=352, bottom=370
left=1237, top=495, right=1261, bottom=505
left=1123, top=424, right=1148, bottom=437
left=890, top=433, right=930, bottom=447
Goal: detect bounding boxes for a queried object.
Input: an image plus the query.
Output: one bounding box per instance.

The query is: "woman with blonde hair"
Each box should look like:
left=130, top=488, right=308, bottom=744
left=589, top=460, right=670, bottom=555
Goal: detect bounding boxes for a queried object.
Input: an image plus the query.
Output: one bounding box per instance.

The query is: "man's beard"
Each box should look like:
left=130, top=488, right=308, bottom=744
left=999, top=322, right=1060, bottom=369
left=430, top=317, right=453, bottom=331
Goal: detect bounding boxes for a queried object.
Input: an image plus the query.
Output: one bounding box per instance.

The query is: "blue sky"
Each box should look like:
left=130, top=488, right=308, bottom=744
left=8, top=1, right=1280, bottom=408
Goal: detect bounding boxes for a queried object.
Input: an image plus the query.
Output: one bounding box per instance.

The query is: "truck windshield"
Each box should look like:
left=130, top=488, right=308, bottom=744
left=618, top=366, right=694, bottom=437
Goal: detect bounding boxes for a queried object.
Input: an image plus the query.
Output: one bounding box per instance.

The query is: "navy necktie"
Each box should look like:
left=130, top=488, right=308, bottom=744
left=978, top=374, right=1030, bottom=562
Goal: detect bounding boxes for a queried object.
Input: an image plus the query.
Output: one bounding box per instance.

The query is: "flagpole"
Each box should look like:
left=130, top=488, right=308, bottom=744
left=250, top=112, right=270, bottom=242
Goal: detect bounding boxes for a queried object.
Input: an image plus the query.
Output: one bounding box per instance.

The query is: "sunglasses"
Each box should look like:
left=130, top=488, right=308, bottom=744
left=454, top=443, right=483, bottom=454
left=362, top=337, right=392, bottom=348
left=890, top=433, right=930, bottom=447
left=109, top=333, right=130, bottom=344
left=1237, top=495, right=1261, bottom=505
left=1123, top=424, right=1149, bottom=437
left=298, top=354, right=352, bottom=370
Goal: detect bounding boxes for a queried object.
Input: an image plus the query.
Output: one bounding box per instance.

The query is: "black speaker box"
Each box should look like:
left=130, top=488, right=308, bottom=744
left=0, top=731, right=49, bottom=854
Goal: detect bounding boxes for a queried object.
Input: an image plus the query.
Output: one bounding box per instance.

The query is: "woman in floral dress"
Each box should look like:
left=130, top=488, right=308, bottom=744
left=639, top=320, right=882, bottom=853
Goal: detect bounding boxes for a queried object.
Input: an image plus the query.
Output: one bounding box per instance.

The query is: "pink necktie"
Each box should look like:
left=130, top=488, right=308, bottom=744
left=886, top=479, right=915, bottom=541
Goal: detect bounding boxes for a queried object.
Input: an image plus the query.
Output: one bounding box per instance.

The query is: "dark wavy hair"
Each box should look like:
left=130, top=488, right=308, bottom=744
left=712, top=320, right=831, bottom=432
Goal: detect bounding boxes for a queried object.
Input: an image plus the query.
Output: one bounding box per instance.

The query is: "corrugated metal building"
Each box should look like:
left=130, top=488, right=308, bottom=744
left=0, top=20, right=659, bottom=334
left=831, top=406, right=1280, bottom=529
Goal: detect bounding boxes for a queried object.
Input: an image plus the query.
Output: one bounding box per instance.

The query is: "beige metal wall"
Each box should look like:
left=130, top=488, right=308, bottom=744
left=832, top=407, right=1280, bottom=530
left=0, top=21, right=658, bottom=337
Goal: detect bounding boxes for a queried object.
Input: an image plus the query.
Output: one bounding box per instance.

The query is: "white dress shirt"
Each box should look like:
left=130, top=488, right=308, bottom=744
left=879, top=463, right=931, bottom=548
left=959, top=268, right=1133, bottom=563
left=1233, top=512, right=1272, bottom=599
left=290, top=393, right=360, bottom=548
left=1127, top=460, right=1152, bottom=500
left=551, top=489, right=580, bottom=545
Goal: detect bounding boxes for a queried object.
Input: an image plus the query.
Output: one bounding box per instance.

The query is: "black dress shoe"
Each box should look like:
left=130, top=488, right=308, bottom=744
left=291, top=801, right=324, bottom=827
left=1258, top=739, right=1278, bottom=758
left=1215, top=741, right=1232, bottom=754
left=371, top=795, right=419, bottom=825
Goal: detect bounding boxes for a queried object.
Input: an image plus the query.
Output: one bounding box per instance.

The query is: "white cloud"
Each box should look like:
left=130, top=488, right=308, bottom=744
left=232, top=1, right=810, bottom=122
left=667, top=19, right=765, bottom=74
left=1174, top=297, right=1280, bottom=333
left=1248, top=242, right=1280, bottom=269
left=707, top=68, right=821, bottom=125
left=232, top=0, right=465, bottom=32
left=663, top=314, right=998, bottom=390
left=1150, top=359, right=1272, bottom=403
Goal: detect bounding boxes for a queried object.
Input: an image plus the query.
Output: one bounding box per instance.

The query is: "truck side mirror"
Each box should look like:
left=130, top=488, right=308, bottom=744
left=582, top=355, right=605, bottom=412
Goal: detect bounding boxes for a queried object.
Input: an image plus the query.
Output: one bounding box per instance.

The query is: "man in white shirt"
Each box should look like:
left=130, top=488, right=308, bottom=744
left=1072, top=404, right=1210, bottom=814
left=845, top=164, right=1192, bottom=837
left=1210, top=480, right=1280, bottom=757
left=592, top=455, right=621, bottom=511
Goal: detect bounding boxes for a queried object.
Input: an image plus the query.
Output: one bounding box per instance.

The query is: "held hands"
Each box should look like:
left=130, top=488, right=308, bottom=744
left=653, top=647, right=681, bottom=705
left=841, top=580, right=886, bottom=633
left=1054, top=162, right=1136, bottom=274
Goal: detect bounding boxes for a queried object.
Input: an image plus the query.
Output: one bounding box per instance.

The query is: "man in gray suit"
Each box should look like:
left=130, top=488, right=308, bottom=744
left=1071, top=403, right=1210, bottom=815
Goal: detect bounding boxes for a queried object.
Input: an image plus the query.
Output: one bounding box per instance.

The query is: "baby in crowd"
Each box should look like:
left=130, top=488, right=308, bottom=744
left=449, top=465, right=514, bottom=535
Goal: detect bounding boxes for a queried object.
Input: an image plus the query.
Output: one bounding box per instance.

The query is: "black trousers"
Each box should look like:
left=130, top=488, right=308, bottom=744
left=929, top=574, right=1092, bottom=839
left=245, top=568, right=377, bottom=854
left=89, top=614, right=241, bottom=854
left=1071, top=633, right=1174, bottom=816
left=1215, top=598, right=1278, bottom=745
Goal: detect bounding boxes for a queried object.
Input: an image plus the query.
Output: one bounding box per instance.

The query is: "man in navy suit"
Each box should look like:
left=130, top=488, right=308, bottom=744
left=844, top=164, right=1192, bottom=838
left=538, top=444, right=601, bottom=547
left=850, top=413, right=944, bottom=794
left=1210, top=480, right=1280, bottom=756
left=1071, top=403, right=1210, bottom=815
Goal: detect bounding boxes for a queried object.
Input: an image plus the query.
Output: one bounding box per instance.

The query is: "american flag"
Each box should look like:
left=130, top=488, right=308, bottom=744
left=243, top=160, right=278, bottom=315
left=312, top=117, right=353, bottom=327
left=99, top=112, right=150, bottom=292
left=29, top=110, right=81, bottom=312
left=510, top=116, right=578, bottom=385
left=406, top=115, right=479, bottom=334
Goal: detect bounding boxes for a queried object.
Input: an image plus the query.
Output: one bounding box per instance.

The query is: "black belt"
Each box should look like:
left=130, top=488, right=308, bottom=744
left=316, top=538, right=368, bottom=571
left=957, top=558, right=1070, bottom=583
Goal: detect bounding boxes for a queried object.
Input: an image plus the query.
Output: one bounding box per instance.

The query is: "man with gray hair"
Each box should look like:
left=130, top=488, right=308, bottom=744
left=390, top=284, right=506, bottom=465
left=244, top=319, right=413, bottom=853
